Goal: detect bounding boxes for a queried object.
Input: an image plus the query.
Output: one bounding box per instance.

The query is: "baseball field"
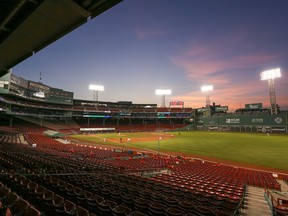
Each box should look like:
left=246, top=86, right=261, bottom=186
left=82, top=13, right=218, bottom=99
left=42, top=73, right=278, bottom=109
left=71, top=131, right=288, bottom=173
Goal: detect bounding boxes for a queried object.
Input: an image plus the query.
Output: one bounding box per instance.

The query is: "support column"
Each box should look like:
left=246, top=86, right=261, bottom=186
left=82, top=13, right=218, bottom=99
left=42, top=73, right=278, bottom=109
left=268, top=79, right=278, bottom=115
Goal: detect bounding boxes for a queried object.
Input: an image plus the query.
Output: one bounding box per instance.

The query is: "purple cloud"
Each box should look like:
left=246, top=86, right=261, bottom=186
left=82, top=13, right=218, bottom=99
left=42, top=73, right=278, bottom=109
left=169, top=40, right=287, bottom=111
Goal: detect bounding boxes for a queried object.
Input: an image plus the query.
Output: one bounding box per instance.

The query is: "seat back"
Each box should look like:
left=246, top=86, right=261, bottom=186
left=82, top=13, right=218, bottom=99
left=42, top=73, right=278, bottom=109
left=76, top=206, right=89, bottom=216
left=9, top=198, right=29, bottom=216
left=23, top=206, right=41, bottom=216
left=2, top=192, right=19, bottom=208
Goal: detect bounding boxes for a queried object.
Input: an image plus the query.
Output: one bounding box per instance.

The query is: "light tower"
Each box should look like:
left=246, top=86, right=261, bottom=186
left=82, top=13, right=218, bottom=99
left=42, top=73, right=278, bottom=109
left=260, top=68, right=281, bottom=115
left=89, top=84, right=104, bottom=102
left=155, top=89, right=171, bottom=107
left=201, top=85, right=213, bottom=117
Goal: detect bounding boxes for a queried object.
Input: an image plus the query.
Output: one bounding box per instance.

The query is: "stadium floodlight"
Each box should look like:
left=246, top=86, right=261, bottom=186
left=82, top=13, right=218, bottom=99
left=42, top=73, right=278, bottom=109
left=155, top=89, right=172, bottom=95
left=201, top=85, right=213, bottom=117
left=260, top=68, right=281, bottom=115
left=89, top=84, right=104, bottom=101
left=201, top=85, right=213, bottom=106
left=201, top=85, right=213, bottom=92
left=155, top=89, right=171, bottom=107
left=260, top=68, right=281, bottom=80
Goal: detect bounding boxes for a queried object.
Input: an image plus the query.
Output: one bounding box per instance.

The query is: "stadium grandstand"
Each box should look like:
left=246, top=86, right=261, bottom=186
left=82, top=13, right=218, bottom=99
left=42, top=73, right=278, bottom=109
left=0, top=72, right=193, bottom=133
left=1, top=1, right=288, bottom=216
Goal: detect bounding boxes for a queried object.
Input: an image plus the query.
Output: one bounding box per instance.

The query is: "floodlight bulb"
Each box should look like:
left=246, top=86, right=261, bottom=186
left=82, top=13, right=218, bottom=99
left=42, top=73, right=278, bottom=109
left=89, top=84, right=104, bottom=91
left=89, top=84, right=94, bottom=90
left=155, top=89, right=172, bottom=95
left=260, top=68, right=281, bottom=80
left=201, top=85, right=213, bottom=92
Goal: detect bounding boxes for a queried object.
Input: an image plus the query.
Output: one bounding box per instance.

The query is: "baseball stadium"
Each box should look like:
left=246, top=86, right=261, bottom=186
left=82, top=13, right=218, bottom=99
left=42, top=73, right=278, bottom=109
left=0, top=1, right=288, bottom=216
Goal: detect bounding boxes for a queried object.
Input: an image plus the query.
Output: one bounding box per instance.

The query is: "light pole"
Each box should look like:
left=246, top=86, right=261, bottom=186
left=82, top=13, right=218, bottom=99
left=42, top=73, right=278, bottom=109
left=89, top=84, right=104, bottom=102
left=260, top=68, right=281, bottom=115
left=201, top=85, right=213, bottom=117
left=155, top=89, right=171, bottom=107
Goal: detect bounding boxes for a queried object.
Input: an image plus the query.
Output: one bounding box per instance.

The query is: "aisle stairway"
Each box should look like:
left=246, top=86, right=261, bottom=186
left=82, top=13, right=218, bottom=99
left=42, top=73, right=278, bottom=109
left=241, top=186, right=272, bottom=216
left=277, top=180, right=288, bottom=192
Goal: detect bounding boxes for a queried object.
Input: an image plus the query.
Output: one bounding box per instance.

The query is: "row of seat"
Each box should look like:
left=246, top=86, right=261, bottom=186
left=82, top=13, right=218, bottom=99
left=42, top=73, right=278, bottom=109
left=172, top=160, right=281, bottom=191
left=1, top=138, right=282, bottom=192
left=0, top=137, right=286, bottom=216
left=24, top=134, right=132, bottom=159
left=0, top=130, right=21, bottom=144
left=0, top=182, right=40, bottom=216
left=20, top=133, right=284, bottom=191
left=1, top=174, right=165, bottom=216
left=1, top=144, right=244, bottom=216
left=26, top=133, right=282, bottom=191
left=28, top=169, right=243, bottom=216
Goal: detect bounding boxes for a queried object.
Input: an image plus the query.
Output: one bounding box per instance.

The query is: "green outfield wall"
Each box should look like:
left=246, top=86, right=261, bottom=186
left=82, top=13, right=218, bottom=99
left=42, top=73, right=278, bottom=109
left=197, top=113, right=287, bottom=133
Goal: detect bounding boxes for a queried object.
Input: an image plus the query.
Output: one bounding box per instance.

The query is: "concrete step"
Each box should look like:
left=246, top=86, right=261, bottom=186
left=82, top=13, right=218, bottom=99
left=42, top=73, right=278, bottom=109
left=246, top=195, right=266, bottom=203
left=241, top=186, right=272, bottom=216
left=241, top=208, right=272, bottom=216
left=246, top=190, right=265, bottom=196
left=242, top=204, right=271, bottom=211
left=241, top=205, right=271, bottom=215
left=245, top=192, right=265, bottom=198
left=243, top=198, right=271, bottom=206
left=278, top=180, right=288, bottom=192
left=246, top=187, right=265, bottom=193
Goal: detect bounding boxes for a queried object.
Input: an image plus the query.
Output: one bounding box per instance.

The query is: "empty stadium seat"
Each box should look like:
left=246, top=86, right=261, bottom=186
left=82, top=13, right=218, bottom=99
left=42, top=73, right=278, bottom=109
left=98, top=199, right=117, bottom=216
left=164, top=207, right=185, bottom=216
left=112, top=204, right=132, bottom=216
left=75, top=206, right=89, bottom=216
left=6, top=198, right=29, bottom=216
left=23, top=206, right=41, bottom=216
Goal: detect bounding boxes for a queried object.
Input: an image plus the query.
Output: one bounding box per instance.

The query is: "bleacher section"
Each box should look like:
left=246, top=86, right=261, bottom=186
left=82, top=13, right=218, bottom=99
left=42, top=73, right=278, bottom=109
left=1, top=132, right=286, bottom=215
left=0, top=127, right=22, bottom=144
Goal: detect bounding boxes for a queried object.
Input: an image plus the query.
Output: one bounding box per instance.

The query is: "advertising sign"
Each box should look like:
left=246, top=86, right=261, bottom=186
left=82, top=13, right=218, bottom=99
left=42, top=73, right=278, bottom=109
left=170, top=101, right=184, bottom=107
left=245, top=103, right=263, bottom=109
left=214, top=106, right=228, bottom=112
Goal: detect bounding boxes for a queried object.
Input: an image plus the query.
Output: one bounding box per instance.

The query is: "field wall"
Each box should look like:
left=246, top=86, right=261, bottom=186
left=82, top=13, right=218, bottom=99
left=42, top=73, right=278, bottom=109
left=197, top=113, right=287, bottom=133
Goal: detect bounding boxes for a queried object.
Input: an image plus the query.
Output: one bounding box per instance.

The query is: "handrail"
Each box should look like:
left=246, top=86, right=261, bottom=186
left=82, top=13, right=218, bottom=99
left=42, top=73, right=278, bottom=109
left=265, top=188, right=278, bottom=206
left=265, top=188, right=288, bottom=207
left=232, top=184, right=247, bottom=215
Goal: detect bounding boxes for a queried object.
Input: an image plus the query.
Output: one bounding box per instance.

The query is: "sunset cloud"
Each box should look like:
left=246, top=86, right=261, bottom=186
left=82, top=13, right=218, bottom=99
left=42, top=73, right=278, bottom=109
left=169, top=39, right=287, bottom=111
left=171, top=42, right=278, bottom=83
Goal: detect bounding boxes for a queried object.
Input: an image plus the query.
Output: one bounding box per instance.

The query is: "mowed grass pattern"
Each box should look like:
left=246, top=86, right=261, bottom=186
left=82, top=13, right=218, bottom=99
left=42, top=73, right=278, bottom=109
left=72, top=131, right=288, bottom=171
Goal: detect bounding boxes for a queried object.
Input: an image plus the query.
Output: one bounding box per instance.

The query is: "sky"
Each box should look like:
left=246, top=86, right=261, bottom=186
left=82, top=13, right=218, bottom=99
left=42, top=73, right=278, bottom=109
left=12, top=0, right=288, bottom=111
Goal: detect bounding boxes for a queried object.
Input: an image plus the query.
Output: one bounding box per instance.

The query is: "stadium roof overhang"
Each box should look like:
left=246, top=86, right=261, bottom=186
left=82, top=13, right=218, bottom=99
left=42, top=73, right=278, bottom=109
left=0, top=0, right=123, bottom=77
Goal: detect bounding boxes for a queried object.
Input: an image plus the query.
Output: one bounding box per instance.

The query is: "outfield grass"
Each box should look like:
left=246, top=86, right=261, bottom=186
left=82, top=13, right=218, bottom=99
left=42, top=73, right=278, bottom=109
left=71, top=131, right=288, bottom=172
